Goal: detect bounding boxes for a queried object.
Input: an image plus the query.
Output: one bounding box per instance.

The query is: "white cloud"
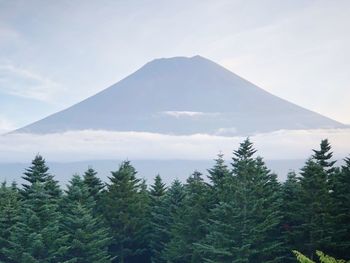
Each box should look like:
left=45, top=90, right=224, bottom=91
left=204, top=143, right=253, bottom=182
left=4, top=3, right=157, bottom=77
left=0, top=116, right=16, bottom=133
left=0, top=64, right=62, bottom=102
left=162, top=111, right=219, bottom=118
left=0, top=128, right=349, bottom=163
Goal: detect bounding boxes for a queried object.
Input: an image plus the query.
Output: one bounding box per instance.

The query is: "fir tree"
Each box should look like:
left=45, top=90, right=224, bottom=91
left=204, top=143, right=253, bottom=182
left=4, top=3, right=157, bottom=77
left=163, top=171, right=210, bottom=263
left=21, top=154, right=50, bottom=198
left=150, top=179, right=185, bottom=263
left=60, top=175, right=111, bottom=263
left=197, top=139, right=283, bottom=263
left=4, top=182, right=66, bottom=262
left=329, top=157, right=350, bottom=259
left=0, top=182, right=20, bottom=262
left=207, top=153, right=231, bottom=203
left=281, top=171, right=304, bottom=262
left=149, top=175, right=168, bottom=263
left=3, top=155, right=66, bottom=262
left=102, top=161, right=150, bottom=263
left=312, top=139, right=336, bottom=174
left=83, top=167, right=104, bottom=201
left=297, top=158, right=332, bottom=260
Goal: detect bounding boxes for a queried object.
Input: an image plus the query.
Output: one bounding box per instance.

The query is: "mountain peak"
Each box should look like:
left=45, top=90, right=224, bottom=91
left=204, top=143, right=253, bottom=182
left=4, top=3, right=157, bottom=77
left=15, top=56, right=344, bottom=135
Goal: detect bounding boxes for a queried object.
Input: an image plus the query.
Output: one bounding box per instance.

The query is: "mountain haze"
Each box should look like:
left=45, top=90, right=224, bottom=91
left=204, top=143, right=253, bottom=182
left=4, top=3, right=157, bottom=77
left=15, top=56, right=344, bottom=135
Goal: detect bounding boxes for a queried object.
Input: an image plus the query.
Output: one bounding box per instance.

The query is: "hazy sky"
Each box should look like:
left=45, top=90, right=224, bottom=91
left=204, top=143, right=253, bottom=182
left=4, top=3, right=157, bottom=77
left=0, top=0, right=349, bottom=131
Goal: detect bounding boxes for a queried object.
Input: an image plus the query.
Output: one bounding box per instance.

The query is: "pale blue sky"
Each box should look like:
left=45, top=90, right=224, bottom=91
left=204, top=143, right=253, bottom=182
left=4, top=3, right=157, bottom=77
left=0, top=0, right=349, bottom=132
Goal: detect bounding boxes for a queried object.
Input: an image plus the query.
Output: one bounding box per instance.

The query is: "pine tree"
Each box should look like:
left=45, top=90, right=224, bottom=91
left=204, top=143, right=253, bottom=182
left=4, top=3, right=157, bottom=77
left=60, top=175, right=111, bottom=263
left=163, top=171, right=210, bottom=263
left=0, top=182, right=20, bottom=262
left=21, top=154, right=50, bottom=198
left=150, top=174, right=167, bottom=198
left=207, top=153, right=231, bottom=203
left=197, top=139, right=283, bottom=263
left=3, top=155, right=66, bottom=262
left=4, top=182, right=66, bottom=262
left=149, top=175, right=168, bottom=263
left=150, top=179, right=185, bottom=263
left=281, top=171, right=304, bottom=262
left=83, top=167, right=104, bottom=201
left=312, top=139, right=336, bottom=174
left=329, top=157, right=350, bottom=259
left=297, top=158, right=332, bottom=260
left=102, top=161, right=150, bottom=263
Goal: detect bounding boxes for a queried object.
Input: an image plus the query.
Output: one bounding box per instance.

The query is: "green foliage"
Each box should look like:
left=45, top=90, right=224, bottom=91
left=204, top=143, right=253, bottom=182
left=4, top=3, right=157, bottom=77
left=60, top=175, right=111, bottom=263
left=163, top=171, right=210, bottom=263
left=101, top=161, right=150, bottom=263
left=197, top=139, right=283, bottom=263
left=1, top=140, right=350, bottom=262
left=293, top=250, right=349, bottom=263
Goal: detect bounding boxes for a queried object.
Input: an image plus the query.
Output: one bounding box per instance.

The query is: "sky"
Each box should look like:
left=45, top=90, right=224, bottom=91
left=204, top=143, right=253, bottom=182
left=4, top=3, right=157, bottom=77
left=0, top=0, right=349, bottom=132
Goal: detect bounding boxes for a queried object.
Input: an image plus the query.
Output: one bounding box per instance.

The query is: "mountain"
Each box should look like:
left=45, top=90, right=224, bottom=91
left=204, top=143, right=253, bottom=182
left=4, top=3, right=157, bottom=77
left=15, top=55, right=344, bottom=135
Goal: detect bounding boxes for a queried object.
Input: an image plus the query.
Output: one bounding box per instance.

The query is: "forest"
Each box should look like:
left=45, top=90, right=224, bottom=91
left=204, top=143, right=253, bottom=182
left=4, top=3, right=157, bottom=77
left=0, top=138, right=349, bottom=263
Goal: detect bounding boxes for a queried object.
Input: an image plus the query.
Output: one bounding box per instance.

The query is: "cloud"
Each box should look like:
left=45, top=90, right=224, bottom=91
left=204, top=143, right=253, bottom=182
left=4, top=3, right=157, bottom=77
left=0, top=116, right=16, bottom=133
left=0, top=128, right=349, bottom=163
left=162, top=111, right=219, bottom=118
left=0, top=64, right=62, bottom=102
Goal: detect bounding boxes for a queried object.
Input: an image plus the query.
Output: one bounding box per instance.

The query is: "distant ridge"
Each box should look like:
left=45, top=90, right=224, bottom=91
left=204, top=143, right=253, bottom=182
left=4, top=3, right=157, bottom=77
left=15, top=55, right=345, bottom=135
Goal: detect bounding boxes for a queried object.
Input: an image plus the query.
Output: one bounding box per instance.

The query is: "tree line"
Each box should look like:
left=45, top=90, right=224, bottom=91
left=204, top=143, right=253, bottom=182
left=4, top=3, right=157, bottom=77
left=0, top=138, right=349, bottom=262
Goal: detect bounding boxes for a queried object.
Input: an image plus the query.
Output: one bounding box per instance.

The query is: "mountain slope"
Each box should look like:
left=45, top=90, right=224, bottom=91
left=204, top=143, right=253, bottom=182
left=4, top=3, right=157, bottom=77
left=15, top=55, right=344, bottom=135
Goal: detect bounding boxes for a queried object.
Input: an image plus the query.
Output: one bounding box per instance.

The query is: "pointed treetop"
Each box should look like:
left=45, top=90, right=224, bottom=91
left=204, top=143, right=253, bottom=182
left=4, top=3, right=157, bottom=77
left=312, top=139, right=336, bottom=170
left=208, top=152, right=231, bottom=186
left=150, top=174, right=167, bottom=197
left=22, top=154, right=50, bottom=184
left=233, top=138, right=257, bottom=161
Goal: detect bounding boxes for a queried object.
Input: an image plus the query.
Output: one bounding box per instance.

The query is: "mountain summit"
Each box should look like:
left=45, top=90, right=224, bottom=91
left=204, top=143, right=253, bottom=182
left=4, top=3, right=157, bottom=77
left=16, top=56, right=344, bottom=135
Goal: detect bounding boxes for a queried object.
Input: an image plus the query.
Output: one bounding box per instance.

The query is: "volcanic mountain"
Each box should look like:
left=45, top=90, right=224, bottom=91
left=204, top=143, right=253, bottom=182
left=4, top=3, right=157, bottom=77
left=16, top=56, right=344, bottom=135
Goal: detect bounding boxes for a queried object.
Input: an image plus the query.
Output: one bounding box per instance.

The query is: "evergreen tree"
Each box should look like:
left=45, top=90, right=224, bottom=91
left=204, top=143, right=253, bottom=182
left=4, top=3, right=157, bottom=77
left=4, top=182, right=66, bottom=262
left=197, top=139, right=283, bottom=263
left=150, top=179, right=185, bottom=263
left=3, top=155, right=66, bottom=262
left=280, top=171, right=304, bottom=262
left=83, top=167, right=104, bottom=201
left=207, top=153, right=231, bottom=203
left=60, top=175, right=111, bottom=263
left=0, top=182, right=20, bottom=262
left=329, top=157, right=350, bottom=259
left=150, top=174, right=167, bottom=198
left=297, top=158, right=332, bottom=260
left=21, top=154, right=50, bottom=198
left=149, top=175, right=168, bottom=263
left=102, top=161, right=150, bottom=263
left=312, top=139, right=336, bottom=174
left=163, top=171, right=210, bottom=263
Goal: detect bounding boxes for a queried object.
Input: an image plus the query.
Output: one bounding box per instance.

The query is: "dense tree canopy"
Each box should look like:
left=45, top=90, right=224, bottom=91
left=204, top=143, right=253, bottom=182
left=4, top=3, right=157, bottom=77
left=0, top=140, right=349, bottom=262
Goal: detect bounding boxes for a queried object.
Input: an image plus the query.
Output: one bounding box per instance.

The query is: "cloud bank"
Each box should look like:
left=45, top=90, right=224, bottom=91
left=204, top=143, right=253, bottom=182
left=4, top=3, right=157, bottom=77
left=0, top=128, right=349, bottom=163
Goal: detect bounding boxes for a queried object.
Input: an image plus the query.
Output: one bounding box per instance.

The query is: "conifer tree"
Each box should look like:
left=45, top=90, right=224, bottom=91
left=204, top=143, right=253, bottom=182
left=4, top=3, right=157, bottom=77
left=281, top=171, right=304, bottom=262
left=150, top=179, right=185, bottom=263
left=60, top=175, right=111, bottom=263
left=21, top=154, right=50, bottom=198
left=0, top=182, right=20, bottom=262
left=329, top=157, right=350, bottom=259
left=197, top=139, right=283, bottom=263
left=149, top=175, right=168, bottom=263
left=4, top=182, right=66, bottom=262
left=3, top=155, right=66, bottom=262
left=297, top=158, right=332, bottom=260
left=163, top=171, right=210, bottom=263
left=83, top=167, right=104, bottom=201
left=102, top=161, right=150, bottom=263
left=312, top=139, right=336, bottom=174
left=207, top=153, right=231, bottom=203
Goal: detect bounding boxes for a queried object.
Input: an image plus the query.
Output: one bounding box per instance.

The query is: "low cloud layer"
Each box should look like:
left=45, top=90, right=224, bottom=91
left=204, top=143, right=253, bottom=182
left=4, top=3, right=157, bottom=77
left=0, top=128, right=349, bottom=163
